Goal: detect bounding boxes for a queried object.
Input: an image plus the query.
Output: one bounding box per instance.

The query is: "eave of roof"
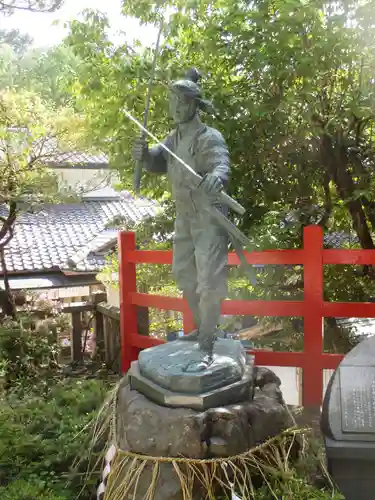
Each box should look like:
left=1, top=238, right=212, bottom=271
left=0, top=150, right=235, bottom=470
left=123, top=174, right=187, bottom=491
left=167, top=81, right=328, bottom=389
left=0, top=271, right=99, bottom=291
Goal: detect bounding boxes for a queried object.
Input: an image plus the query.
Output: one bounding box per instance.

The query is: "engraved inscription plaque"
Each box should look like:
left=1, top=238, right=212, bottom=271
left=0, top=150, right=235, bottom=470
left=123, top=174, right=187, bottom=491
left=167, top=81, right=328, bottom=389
left=340, top=365, right=375, bottom=434
left=321, top=335, right=375, bottom=500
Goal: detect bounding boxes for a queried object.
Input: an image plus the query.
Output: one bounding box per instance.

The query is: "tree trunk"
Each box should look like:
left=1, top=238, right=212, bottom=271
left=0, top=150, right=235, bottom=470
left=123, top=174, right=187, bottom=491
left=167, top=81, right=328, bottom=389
left=321, top=134, right=375, bottom=249
left=0, top=201, right=17, bottom=318
left=324, top=317, right=356, bottom=354
left=361, top=198, right=375, bottom=233
left=0, top=248, right=15, bottom=318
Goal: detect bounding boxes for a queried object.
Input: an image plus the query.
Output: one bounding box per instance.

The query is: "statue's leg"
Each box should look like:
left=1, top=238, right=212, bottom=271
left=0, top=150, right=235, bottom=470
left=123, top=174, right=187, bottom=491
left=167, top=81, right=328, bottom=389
left=198, top=292, right=222, bottom=353
left=179, top=289, right=201, bottom=341
left=193, top=209, right=228, bottom=355
left=172, top=213, right=200, bottom=339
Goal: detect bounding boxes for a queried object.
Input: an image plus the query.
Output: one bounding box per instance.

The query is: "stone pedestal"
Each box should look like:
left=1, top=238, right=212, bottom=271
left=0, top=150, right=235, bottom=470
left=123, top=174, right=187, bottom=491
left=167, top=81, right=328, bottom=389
left=113, top=367, right=296, bottom=500
left=129, top=339, right=254, bottom=411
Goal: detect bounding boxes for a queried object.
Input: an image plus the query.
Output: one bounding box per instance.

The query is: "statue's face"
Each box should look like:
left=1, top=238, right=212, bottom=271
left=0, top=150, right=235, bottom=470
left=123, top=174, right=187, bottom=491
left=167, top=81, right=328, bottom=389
left=169, top=91, right=197, bottom=124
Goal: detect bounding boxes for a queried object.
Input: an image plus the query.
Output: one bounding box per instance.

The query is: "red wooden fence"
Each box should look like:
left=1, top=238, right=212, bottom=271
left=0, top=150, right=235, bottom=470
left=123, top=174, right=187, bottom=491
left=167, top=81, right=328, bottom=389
left=119, top=225, right=375, bottom=407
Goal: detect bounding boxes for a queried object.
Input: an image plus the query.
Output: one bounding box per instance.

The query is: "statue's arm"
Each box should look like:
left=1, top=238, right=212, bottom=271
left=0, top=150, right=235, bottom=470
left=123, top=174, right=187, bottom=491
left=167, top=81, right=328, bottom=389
left=144, top=145, right=167, bottom=174
left=143, top=134, right=174, bottom=175
left=196, top=129, right=230, bottom=187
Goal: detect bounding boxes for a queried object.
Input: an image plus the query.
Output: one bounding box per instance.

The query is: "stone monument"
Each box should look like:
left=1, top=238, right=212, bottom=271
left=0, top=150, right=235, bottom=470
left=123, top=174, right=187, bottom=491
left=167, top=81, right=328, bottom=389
left=100, top=69, right=297, bottom=500
left=321, top=335, right=375, bottom=500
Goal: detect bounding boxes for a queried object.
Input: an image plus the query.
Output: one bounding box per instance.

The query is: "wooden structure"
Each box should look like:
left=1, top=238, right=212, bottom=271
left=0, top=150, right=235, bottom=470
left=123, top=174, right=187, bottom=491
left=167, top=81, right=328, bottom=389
left=41, top=292, right=148, bottom=372
left=35, top=293, right=121, bottom=370
left=118, top=225, right=375, bottom=408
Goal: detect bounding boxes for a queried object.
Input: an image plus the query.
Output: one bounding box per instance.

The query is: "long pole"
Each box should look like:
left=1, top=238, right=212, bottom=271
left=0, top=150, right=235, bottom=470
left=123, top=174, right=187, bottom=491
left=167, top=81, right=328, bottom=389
left=133, top=20, right=164, bottom=194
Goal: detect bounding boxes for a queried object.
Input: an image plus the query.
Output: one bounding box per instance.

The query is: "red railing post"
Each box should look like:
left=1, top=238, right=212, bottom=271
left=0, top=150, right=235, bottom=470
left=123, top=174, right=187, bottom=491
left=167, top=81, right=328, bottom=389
left=303, top=226, right=324, bottom=407
left=119, top=232, right=139, bottom=373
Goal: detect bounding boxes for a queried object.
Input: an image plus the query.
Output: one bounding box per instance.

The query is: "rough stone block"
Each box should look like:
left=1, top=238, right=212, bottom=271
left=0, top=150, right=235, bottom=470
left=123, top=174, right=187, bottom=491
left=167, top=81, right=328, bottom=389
left=114, top=367, right=296, bottom=500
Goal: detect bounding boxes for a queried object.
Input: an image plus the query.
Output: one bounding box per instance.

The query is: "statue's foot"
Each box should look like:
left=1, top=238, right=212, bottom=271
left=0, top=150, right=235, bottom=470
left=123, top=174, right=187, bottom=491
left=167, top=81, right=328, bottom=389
left=179, top=329, right=199, bottom=341
left=184, top=352, right=214, bottom=372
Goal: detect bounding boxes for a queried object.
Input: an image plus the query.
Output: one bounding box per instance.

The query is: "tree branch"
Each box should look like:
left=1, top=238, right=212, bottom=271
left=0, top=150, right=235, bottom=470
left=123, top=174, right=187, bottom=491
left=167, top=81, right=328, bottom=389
left=0, top=0, right=63, bottom=13
left=0, top=201, right=17, bottom=247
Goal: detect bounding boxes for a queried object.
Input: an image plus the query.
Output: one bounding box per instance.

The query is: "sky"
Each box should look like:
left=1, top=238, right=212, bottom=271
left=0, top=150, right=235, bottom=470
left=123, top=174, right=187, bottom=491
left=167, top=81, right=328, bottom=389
left=0, top=0, right=157, bottom=48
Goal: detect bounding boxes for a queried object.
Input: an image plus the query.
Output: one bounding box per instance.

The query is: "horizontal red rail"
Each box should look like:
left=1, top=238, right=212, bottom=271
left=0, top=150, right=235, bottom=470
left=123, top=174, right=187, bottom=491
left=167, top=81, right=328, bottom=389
left=131, top=334, right=164, bottom=349
left=249, top=350, right=305, bottom=367
left=222, top=300, right=305, bottom=316
left=323, top=301, right=375, bottom=318
left=127, top=250, right=173, bottom=265
left=127, top=249, right=305, bottom=266
left=132, top=293, right=306, bottom=316
left=130, top=292, right=185, bottom=311
left=228, top=249, right=305, bottom=266
left=131, top=293, right=375, bottom=320
left=131, top=332, right=306, bottom=366
left=321, top=353, right=345, bottom=369
left=249, top=351, right=344, bottom=369
left=129, top=248, right=375, bottom=267
left=250, top=351, right=342, bottom=368
left=323, top=249, right=375, bottom=265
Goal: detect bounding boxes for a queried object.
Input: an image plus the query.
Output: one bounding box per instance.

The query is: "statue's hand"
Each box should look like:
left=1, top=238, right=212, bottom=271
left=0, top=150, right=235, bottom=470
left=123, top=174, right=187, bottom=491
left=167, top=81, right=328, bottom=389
left=132, top=138, right=149, bottom=162
left=198, top=173, right=223, bottom=196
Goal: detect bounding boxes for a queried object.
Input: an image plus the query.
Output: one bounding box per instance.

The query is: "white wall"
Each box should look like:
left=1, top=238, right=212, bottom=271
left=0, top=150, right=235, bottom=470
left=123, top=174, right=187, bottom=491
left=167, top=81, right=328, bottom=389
left=54, top=168, right=120, bottom=191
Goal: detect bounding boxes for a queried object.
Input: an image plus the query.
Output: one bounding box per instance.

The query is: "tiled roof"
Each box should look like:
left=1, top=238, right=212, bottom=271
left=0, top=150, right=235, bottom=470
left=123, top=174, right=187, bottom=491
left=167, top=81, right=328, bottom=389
left=283, top=212, right=359, bottom=248
left=3, top=130, right=109, bottom=167
left=43, top=150, right=109, bottom=166
left=0, top=190, right=159, bottom=274
left=324, top=231, right=358, bottom=248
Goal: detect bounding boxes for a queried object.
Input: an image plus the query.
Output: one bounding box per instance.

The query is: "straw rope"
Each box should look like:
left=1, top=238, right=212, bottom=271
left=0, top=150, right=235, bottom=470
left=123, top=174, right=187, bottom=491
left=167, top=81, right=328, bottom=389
left=91, top=378, right=307, bottom=500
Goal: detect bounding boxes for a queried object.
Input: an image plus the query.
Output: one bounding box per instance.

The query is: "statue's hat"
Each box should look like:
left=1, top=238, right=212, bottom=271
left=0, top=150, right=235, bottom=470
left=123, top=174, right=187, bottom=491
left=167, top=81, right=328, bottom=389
left=169, top=68, right=215, bottom=114
left=169, top=68, right=202, bottom=98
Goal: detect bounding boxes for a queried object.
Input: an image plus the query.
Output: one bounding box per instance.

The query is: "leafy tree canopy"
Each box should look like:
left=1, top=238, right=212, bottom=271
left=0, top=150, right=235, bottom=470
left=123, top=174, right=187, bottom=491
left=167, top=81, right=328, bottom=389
left=64, top=0, right=375, bottom=252
left=61, top=0, right=375, bottom=350
left=0, top=28, right=33, bottom=54
left=0, top=88, right=88, bottom=212
left=0, top=88, right=93, bottom=315
left=0, top=40, right=81, bottom=106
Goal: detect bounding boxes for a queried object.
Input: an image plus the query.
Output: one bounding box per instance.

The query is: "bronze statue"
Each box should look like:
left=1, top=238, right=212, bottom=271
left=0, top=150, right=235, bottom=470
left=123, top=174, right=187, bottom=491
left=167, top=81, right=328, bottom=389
left=132, top=69, right=230, bottom=356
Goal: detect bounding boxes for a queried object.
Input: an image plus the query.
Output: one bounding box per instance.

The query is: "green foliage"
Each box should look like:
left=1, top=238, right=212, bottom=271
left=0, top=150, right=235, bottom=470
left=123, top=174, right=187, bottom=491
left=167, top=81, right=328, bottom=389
left=0, top=88, right=88, bottom=202
left=64, top=0, right=375, bottom=243
left=0, top=44, right=82, bottom=106
left=63, top=0, right=375, bottom=352
left=255, top=479, right=344, bottom=499
left=0, top=377, right=110, bottom=499
left=0, top=313, right=69, bottom=393
left=0, top=29, right=33, bottom=56
left=64, top=9, right=172, bottom=198
left=0, top=479, right=67, bottom=500
left=0, top=88, right=92, bottom=263
left=0, top=303, right=112, bottom=499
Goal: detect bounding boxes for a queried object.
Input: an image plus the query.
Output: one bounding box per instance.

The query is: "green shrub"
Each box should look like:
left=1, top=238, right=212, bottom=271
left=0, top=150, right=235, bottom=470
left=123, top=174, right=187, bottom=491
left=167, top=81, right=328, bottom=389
left=256, top=478, right=344, bottom=499
left=0, top=378, right=111, bottom=499
left=0, top=314, right=64, bottom=393
left=0, top=479, right=67, bottom=500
